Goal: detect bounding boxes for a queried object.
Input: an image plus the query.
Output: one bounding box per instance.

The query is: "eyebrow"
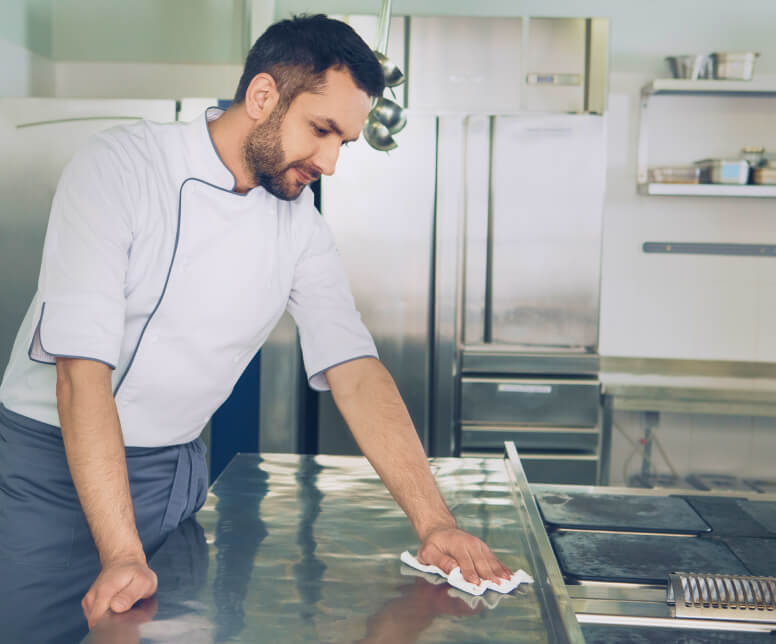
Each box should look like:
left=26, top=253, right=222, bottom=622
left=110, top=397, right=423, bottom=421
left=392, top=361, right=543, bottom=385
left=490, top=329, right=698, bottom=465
left=318, top=117, right=359, bottom=144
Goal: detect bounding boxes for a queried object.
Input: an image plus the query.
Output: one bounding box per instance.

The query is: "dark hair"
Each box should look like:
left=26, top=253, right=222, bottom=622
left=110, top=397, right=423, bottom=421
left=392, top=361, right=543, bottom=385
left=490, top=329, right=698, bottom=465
left=233, top=14, right=385, bottom=109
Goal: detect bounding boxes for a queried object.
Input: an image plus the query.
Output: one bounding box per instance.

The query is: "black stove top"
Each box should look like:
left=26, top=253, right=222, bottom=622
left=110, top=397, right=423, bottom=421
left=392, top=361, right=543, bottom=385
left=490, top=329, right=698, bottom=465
left=541, top=493, right=776, bottom=583
left=551, top=531, right=750, bottom=584
left=536, top=491, right=712, bottom=534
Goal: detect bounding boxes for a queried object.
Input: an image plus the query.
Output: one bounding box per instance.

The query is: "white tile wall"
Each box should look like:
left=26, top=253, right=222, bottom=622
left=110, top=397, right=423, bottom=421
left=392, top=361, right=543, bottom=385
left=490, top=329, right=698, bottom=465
left=610, top=411, right=776, bottom=487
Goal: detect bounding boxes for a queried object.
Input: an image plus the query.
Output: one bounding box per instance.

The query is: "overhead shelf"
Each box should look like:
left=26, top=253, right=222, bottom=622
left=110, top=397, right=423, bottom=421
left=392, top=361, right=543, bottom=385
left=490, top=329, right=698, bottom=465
left=642, top=78, right=776, bottom=97
left=638, top=183, right=776, bottom=198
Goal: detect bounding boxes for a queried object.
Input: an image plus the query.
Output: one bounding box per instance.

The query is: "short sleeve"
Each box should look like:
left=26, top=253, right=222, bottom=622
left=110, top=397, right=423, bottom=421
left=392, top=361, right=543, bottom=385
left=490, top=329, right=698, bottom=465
left=29, top=135, right=133, bottom=369
left=287, top=212, right=378, bottom=391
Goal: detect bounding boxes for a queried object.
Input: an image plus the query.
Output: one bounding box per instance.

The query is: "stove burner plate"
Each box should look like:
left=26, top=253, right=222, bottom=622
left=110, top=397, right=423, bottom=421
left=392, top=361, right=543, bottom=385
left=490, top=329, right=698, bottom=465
left=536, top=492, right=711, bottom=534
left=718, top=536, right=776, bottom=577
left=551, top=531, right=749, bottom=584
left=581, top=623, right=775, bottom=644
left=740, top=501, right=776, bottom=535
left=681, top=496, right=774, bottom=537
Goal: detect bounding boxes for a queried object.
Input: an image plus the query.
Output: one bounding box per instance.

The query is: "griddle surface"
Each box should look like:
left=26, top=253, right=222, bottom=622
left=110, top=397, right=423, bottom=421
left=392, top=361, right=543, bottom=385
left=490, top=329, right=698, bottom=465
left=551, top=531, right=749, bottom=584
left=740, top=501, right=776, bottom=535
left=536, top=492, right=711, bottom=534
left=719, top=536, right=776, bottom=577
left=581, top=623, right=776, bottom=644
left=681, top=496, right=774, bottom=537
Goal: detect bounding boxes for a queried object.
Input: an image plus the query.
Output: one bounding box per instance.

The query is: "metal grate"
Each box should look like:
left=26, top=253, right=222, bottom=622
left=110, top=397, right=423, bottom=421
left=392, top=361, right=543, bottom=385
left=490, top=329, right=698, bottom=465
left=667, top=572, right=776, bottom=622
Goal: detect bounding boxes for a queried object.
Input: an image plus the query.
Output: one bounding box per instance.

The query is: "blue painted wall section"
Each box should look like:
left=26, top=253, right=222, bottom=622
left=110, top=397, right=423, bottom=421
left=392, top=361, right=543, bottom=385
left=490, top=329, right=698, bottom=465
left=210, top=351, right=261, bottom=481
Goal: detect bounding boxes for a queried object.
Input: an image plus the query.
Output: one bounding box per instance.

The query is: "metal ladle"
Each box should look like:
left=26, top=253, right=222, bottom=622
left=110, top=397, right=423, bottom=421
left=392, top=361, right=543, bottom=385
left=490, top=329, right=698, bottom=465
left=363, top=117, right=397, bottom=152
left=374, top=51, right=405, bottom=88
left=371, top=97, right=406, bottom=135
left=364, top=0, right=404, bottom=152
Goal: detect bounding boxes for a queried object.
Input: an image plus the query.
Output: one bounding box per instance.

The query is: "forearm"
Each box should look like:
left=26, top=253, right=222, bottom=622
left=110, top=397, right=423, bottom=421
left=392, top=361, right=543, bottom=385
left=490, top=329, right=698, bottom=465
left=56, top=359, right=145, bottom=565
left=327, top=358, right=456, bottom=540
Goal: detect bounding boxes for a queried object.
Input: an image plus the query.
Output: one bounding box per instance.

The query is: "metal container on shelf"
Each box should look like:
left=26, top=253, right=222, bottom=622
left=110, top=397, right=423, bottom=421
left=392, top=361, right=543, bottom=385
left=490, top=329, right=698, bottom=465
left=665, top=55, right=712, bottom=80
left=647, top=166, right=700, bottom=184
left=694, top=158, right=750, bottom=184
left=711, top=51, right=759, bottom=80
left=753, top=163, right=776, bottom=185
left=739, top=145, right=767, bottom=168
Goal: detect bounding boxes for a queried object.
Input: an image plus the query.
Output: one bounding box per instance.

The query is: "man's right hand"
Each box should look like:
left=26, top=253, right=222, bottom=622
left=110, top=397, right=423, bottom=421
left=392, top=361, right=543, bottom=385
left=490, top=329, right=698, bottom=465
left=81, top=558, right=158, bottom=629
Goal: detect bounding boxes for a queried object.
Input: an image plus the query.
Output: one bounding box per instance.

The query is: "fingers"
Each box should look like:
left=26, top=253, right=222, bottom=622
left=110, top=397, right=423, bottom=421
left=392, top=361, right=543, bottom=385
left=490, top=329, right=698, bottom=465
left=110, top=568, right=157, bottom=613
left=86, top=575, right=133, bottom=629
left=435, top=554, right=459, bottom=576
left=418, top=528, right=515, bottom=587
left=82, top=563, right=158, bottom=629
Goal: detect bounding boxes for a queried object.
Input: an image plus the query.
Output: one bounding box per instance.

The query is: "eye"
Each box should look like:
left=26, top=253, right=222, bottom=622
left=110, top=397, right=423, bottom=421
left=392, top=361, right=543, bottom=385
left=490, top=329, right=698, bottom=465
left=312, top=124, right=328, bottom=137
left=341, top=141, right=351, bottom=148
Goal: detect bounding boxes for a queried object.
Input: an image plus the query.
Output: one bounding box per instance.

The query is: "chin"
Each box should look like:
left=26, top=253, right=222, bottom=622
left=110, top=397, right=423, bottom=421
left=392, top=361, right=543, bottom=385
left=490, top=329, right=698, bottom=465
left=260, top=177, right=304, bottom=202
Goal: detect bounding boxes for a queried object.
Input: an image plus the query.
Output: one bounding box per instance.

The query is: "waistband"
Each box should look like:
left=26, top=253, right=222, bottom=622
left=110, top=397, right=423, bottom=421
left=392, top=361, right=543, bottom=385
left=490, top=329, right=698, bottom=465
left=0, top=402, right=203, bottom=455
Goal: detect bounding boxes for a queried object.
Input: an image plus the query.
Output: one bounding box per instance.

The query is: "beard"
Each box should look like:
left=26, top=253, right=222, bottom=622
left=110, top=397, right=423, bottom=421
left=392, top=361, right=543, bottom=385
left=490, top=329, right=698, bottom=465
left=243, top=107, right=319, bottom=201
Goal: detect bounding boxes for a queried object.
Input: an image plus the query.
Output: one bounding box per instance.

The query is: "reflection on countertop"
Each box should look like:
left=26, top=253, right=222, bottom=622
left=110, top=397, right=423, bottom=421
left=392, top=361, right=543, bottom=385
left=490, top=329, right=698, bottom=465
left=84, top=454, right=548, bottom=643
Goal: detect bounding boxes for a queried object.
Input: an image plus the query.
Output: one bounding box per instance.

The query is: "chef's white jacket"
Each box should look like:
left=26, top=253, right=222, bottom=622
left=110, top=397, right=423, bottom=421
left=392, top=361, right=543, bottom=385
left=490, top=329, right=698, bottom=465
left=0, top=108, right=378, bottom=447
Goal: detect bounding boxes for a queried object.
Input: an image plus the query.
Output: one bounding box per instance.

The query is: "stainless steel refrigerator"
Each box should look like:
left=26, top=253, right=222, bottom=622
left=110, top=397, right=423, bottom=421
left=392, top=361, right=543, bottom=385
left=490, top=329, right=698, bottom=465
left=311, top=111, right=607, bottom=485
left=259, top=15, right=610, bottom=484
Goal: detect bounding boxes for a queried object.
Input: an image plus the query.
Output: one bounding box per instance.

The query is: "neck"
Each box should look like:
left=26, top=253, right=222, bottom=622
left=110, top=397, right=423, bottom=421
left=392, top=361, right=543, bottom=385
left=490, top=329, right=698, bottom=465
left=207, top=107, right=256, bottom=193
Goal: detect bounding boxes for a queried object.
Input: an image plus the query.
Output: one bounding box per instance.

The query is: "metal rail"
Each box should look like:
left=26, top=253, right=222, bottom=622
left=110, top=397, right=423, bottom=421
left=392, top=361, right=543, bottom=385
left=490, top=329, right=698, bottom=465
left=504, top=441, right=586, bottom=643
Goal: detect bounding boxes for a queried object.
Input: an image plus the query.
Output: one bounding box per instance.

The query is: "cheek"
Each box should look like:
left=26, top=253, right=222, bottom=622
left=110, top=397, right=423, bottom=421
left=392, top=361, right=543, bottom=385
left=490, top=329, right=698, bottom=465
left=281, top=124, right=318, bottom=163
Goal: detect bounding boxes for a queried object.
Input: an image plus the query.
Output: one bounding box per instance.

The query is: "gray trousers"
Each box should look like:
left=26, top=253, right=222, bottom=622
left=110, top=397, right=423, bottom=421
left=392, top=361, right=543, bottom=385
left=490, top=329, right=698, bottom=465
left=0, top=403, right=208, bottom=643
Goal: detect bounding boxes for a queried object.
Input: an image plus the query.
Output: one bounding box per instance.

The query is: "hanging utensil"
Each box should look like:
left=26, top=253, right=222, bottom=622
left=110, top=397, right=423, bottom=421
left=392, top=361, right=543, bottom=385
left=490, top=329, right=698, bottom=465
left=364, top=0, right=406, bottom=151
left=363, top=117, right=397, bottom=151
left=374, top=52, right=405, bottom=88
left=370, top=96, right=406, bottom=135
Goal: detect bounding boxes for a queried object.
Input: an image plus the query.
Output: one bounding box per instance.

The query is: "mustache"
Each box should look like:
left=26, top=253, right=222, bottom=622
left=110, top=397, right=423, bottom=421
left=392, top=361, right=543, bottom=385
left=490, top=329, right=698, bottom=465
left=288, top=162, right=320, bottom=183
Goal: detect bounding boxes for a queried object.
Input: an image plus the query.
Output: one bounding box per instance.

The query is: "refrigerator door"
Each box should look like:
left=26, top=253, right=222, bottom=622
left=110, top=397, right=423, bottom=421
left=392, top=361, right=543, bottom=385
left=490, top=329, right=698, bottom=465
left=484, top=113, right=607, bottom=350
left=0, top=98, right=177, bottom=379
left=318, top=112, right=438, bottom=455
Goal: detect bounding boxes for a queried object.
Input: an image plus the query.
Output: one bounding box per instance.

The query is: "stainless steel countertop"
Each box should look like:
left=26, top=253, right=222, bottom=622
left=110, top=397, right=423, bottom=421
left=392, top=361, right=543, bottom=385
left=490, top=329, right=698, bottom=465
left=84, top=453, right=581, bottom=643
left=600, top=357, right=776, bottom=416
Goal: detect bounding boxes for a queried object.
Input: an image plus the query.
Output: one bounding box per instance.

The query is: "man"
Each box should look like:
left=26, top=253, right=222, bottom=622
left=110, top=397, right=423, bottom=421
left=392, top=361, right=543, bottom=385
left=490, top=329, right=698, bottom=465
left=0, top=14, right=510, bottom=636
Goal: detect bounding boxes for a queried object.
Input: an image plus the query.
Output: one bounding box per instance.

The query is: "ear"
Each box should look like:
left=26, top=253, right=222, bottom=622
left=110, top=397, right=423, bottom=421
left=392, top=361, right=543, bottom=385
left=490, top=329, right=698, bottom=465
left=243, top=73, right=279, bottom=123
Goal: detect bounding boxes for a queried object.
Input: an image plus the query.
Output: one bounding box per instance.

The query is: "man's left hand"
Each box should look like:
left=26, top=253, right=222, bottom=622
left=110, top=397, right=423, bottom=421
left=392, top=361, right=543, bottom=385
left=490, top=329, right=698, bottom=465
left=417, top=527, right=513, bottom=585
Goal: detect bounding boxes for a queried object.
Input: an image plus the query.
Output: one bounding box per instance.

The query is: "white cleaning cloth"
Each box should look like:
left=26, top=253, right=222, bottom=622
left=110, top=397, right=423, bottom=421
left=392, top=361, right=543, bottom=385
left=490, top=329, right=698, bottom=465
left=399, top=551, right=534, bottom=597
left=400, top=564, right=513, bottom=609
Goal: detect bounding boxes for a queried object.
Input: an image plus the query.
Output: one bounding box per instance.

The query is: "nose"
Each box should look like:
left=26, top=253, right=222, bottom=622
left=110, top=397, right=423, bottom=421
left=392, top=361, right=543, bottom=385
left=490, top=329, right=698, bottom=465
left=313, top=138, right=340, bottom=177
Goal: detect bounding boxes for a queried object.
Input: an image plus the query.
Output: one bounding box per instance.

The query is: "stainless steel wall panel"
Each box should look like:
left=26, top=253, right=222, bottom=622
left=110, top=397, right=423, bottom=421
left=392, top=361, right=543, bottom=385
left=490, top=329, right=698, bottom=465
left=318, top=112, right=438, bottom=455
left=488, top=114, right=606, bottom=350
left=431, top=115, right=468, bottom=457
left=408, top=17, right=523, bottom=112
left=460, top=377, right=600, bottom=428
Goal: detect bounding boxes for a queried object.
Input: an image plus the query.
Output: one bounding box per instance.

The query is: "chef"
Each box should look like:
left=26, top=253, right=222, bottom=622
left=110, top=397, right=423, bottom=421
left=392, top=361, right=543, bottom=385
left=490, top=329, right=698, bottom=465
left=0, top=14, right=511, bottom=635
